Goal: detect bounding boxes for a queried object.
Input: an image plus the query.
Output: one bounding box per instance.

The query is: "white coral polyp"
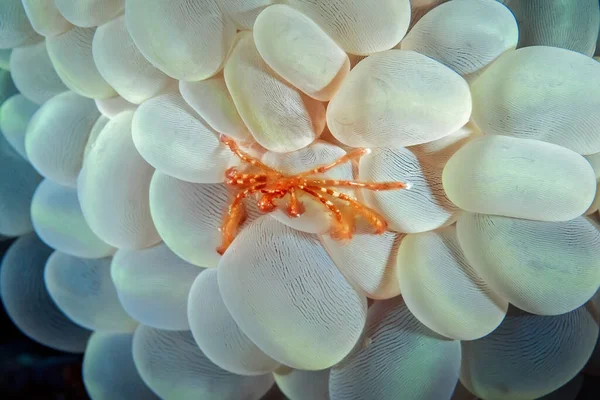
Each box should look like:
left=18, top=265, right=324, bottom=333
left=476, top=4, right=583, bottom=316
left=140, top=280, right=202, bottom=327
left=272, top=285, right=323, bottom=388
left=3, top=2, right=600, bottom=400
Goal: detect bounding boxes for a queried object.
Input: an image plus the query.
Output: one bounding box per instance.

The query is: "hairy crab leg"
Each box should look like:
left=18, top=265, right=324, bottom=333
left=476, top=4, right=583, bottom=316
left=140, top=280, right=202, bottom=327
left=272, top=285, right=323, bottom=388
left=305, top=185, right=388, bottom=234
left=226, top=173, right=268, bottom=188
left=296, top=148, right=369, bottom=177
left=257, top=191, right=286, bottom=213
left=221, top=135, right=283, bottom=176
left=287, top=188, right=305, bottom=218
left=217, top=183, right=267, bottom=255
left=299, top=187, right=354, bottom=240
left=301, top=178, right=410, bottom=191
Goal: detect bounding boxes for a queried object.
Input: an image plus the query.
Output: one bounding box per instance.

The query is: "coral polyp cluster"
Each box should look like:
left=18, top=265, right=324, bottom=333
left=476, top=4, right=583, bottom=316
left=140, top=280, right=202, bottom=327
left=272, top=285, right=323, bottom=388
left=0, top=1, right=600, bottom=400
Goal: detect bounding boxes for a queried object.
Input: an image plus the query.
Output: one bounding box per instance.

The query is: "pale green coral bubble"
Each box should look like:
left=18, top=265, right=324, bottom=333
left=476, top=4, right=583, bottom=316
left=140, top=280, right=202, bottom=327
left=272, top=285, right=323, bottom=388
left=44, top=252, right=136, bottom=332
left=327, top=50, right=472, bottom=148
left=25, top=91, right=99, bottom=187
left=111, top=243, right=203, bottom=330
left=225, top=31, right=325, bottom=153
left=456, top=213, right=600, bottom=316
left=54, top=0, right=124, bottom=28
left=397, top=226, right=508, bottom=340
left=132, top=326, right=275, bottom=400
left=149, top=172, right=228, bottom=268
left=0, top=94, right=38, bottom=160
left=93, top=15, right=174, bottom=105
left=0, top=49, right=11, bottom=70
left=443, top=135, right=596, bottom=221
left=500, top=0, right=599, bottom=56
left=0, top=233, right=91, bottom=352
left=537, top=375, right=584, bottom=400
left=471, top=46, right=600, bottom=154
left=460, top=306, right=599, bottom=400
left=94, top=95, right=137, bottom=119
left=31, top=179, right=114, bottom=258
left=132, top=93, right=234, bottom=183
left=218, top=216, right=367, bottom=370
left=401, top=0, right=518, bottom=76
left=254, top=4, right=350, bottom=101
left=125, top=0, right=236, bottom=81
left=0, top=69, right=17, bottom=105
left=321, top=223, right=403, bottom=300
left=0, top=0, right=42, bottom=49
left=188, top=269, right=280, bottom=375
left=9, top=41, right=67, bottom=104
left=274, top=367, right=330, bottom=400
left=359, top=147, right=458, bottom=233
left=78, top=111, right=160, bottom=249
left=0, top=135, right=42, bottom=237
left=179, top=76, right=251, bottom=142
left=286, top=0, right=411, bottom=55
left=83, top=332, right=159, bottom=400
left=329, top=296, right=461, bottom=400
left=22, top=0, right=72, bottom=37
left=46, top=26, right=116, bottom=99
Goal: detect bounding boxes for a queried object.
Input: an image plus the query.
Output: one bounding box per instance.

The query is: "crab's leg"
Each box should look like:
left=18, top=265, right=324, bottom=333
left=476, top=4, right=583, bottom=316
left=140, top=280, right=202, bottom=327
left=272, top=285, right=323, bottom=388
left=305, top=185, right=388, bottom=234
left=226, top=172, right=268, bottom=188
left=257, top=190, right=286, bottom=213
left=301, top=178, right=410, bottom=191
left=217, top=183, right=266, bottom=255
left=296, top=148, right=369, bottom=177
left=221, top=135, right=282, bottom=176
left=299, top=187, right=354, bottom=240
left=287, top=188, right=305, bottom=218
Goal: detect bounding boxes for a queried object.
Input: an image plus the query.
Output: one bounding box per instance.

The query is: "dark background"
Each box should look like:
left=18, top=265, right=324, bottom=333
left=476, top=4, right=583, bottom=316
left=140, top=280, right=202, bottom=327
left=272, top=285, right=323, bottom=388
left=0, top=237, right=598, bottom=400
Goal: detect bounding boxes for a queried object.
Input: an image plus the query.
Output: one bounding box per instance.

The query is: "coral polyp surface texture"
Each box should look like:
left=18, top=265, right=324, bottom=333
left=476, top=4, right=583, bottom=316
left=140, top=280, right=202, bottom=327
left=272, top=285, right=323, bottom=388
left=1, top=0, right=600, bottom=399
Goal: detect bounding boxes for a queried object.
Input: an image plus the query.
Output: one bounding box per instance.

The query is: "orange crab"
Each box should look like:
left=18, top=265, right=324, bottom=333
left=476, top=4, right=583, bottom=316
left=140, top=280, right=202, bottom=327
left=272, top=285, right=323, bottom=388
left=216, top=135, right=410, bottom=255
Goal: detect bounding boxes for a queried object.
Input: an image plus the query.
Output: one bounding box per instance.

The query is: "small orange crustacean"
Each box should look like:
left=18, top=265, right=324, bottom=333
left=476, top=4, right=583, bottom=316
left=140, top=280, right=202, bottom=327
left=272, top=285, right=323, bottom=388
left=216, top=135, right=411, bottom=255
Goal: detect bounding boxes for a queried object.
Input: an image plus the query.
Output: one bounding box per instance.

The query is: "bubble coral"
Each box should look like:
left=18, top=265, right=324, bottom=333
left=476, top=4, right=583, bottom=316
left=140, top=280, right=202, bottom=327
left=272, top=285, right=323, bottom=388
left=0, top=0, right=599, bottom=399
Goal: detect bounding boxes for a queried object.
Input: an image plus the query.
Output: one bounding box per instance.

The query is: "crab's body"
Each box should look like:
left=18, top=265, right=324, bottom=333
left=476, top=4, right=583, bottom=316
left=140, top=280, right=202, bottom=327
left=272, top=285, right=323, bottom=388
left=216, top=136, right=410, bottom=254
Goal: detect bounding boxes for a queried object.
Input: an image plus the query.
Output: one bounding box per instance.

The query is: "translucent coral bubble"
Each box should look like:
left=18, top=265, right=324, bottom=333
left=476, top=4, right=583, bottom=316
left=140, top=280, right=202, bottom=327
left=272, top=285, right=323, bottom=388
left=274, top=367, right=330, bottom=400
left=22, top=0, right=72, bottom=37
left=218, top=216, right=367, bottom=370
left=125, top=0, right=236, bottom=81
left=471, top=46, right=600, bottom=155
left=8, top=41, right=67, bottom=104
left=329, top=296, right=461, bottom=400
left=132, top=93, right=234, bottom=183
left=322, top=224, right=403, bottom=300
left=180, top=76, right=251, bottom=142
left=44, top=252, right=136, bottom=332
left=501, top=0, right=599, bottom=56
left=224, top=31, right=325, bottom=153
left=397, top=226, right=508, bottom=340
left=83, top=332, right=159, bottom=400
left=460, top=305, right=598, bottom=399
left=46, top=26, right=116, bottom=99
left=401, top=0, right=518, bottom=76
left=132, top=326, right=274, bottom=400
left=0, top=94, right=38, bottom=159
left=78, top=111, right=160, bottom=249
left=31, top=179, right=114, bottom=258
left=254, top=4, right=350, bottom=101
left=218, top=0, right=271, bottom=30
left=0, top=234, right=91, bottom=352
left=538, top=375, right=584, bottom=400
left=93, top=15, right=174, bottom=105
left=0, top=135, right=42, bottom=237
left=261, top=140, right=353, bottom=235
left=149, top=172, right=228, bottom=268
left=188, top=269, right=280, bottom=375
left=95, top=95, right=137, bottom=119
left=457, top=213, right=600, bottom=316
left=83, top=115, right=108, bottom=161
left=409, top=124, right=478, bottom=169
left=409, top=0, right=448, bottom=30
left=359, top=147, right=458, bottom=233
left=327, top=50, right=472, bottom=148
left=25, top=91, right=99, bottom=187
left=111, top=243, right=203, bottom=330
left=286, top=0, right=411, bottom=55
left=443, top=135, right=596, bottom=221
left=585, top=152, right=600, bottom=180
left=54, top=0, right=124, bottom=28
left=0, top=0, right=41, bottom=49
